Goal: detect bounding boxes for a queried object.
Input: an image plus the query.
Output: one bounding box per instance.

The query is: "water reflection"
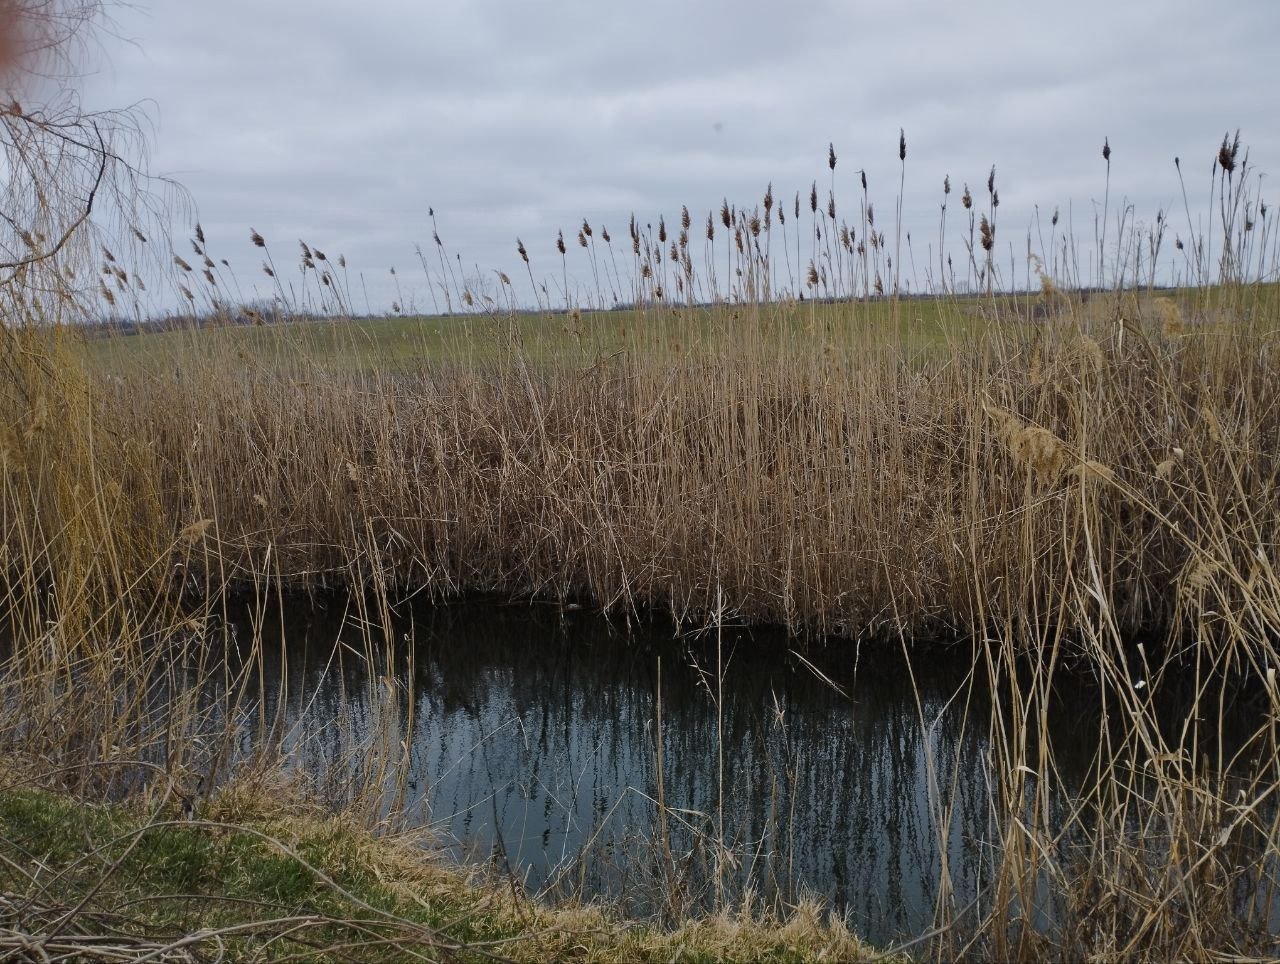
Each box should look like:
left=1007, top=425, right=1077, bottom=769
left=223, top=600, right=1098, bottom=946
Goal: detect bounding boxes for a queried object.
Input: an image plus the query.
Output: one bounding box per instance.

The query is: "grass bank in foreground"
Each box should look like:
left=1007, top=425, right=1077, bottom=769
left=0, top=772, right=882, bottom=962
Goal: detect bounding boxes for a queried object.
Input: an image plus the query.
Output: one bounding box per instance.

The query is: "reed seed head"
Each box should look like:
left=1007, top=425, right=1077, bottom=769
left=980, top=215, right=994, bottom=251
left=810, top=182, right=818, bottom=214
left=557, top=231, right=566, bottom=255
left=582, top=219, right=592, bottom=238
left=1218, top=130, right=1240, bottom=174
left=828, top=142, right=836, bottom=170
left=250, top=229, right=265, bottom=248
left=174, top=255, right=192, bottom=272
left=987, top=166, right=996, bottom=196
left=681, top=206, right=691, bottom=232
left=962, top=185, right=972, bottom=209
left=985, top=404, right=1066, bottom=478
left=179, top=519, right=214, bottom=544
left=517, top=239, right=528, bottom=263
left=1157, top=298, right=1185, bottom=336
left=1074, top=460, right=1116, bottom=484
left=1102, top=137, right=1111, bottom=163
left=195, top=223, right=205, bottom=245
left=943, top=175, right=951, bottom=195
left=899, top=128, right=906, bottom=161
left=763, top=183, right=773, bottom=214
left=720, top=200, right=731, bottom=230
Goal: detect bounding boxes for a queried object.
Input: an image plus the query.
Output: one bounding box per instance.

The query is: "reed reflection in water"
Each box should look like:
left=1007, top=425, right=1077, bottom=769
left=230, top=601, right=1098, bottom=946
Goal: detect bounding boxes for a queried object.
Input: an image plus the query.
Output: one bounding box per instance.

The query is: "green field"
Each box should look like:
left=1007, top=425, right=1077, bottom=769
left=83, top=295, right=1027, bottom=374
left=84, top=284, right=1276, bottom=376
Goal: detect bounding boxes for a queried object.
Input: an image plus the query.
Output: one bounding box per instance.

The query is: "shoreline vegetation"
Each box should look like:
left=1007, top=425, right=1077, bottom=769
left=0, top=774, right=881, bottom=962
left=4, top=63, right=1280, bottom=956
left=34, top=281, right=1280, bottom=645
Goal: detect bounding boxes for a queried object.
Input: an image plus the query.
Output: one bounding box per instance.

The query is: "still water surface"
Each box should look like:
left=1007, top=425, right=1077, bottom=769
left=217, top=600, right=1101, bottom=947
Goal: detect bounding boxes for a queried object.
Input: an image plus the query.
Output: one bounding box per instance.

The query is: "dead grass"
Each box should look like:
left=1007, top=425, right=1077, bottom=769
left=0, top=770, right=883, bottom=962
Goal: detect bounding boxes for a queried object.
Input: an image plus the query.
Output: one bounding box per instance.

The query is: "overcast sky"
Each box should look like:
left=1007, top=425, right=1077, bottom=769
left=89, top=0, right=1279, bottom=312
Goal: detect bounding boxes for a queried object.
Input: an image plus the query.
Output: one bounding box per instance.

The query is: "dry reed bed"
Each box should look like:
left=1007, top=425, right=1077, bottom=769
left=18, top=296, right=1275, bottom=658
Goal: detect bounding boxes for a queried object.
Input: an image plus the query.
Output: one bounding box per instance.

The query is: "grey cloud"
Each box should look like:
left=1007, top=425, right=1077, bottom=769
left=90, top=0, right=1280, bottom=310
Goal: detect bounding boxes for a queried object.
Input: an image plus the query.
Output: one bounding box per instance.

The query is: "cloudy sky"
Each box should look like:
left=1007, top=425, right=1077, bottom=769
left=88, top=0, right=1279, bottom=312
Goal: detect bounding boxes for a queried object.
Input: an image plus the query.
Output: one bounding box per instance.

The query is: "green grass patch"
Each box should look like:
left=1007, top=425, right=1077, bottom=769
left=0, top=785, right=884, bottom=962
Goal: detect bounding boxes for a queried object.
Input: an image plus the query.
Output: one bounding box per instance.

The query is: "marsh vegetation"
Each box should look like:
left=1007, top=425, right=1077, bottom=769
left=3, top=10, right=1280, bottom=955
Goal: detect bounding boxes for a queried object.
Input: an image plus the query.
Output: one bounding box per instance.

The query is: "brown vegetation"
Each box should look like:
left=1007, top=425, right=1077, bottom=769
left=3, top=8, right=1280, bottom=954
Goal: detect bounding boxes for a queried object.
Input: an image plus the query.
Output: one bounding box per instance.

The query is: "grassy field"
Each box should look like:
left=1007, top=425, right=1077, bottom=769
left=82, top=282, right=1280, bottom=379
left=83, top=295, right=1034, bottom=374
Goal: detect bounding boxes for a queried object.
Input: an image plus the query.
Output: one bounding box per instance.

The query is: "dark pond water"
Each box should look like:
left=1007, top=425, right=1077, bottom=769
left=200, top=598, right=1113, bottom=947
left=7, top=593, right=1278, bottom=948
